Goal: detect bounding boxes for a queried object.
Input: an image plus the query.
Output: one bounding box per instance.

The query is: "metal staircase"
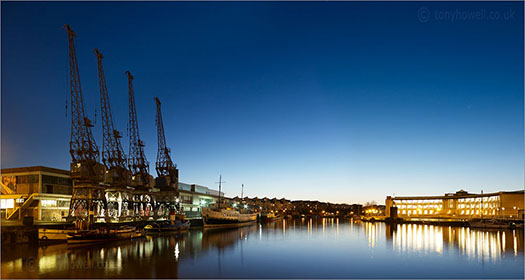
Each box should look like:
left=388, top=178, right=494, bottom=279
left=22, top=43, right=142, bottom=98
left=6, top=193, right=37, bottom=220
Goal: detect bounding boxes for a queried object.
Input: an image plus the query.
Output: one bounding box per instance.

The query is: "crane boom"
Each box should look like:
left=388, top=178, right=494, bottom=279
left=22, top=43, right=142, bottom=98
left=64, top=24, right=103, bottom=182
left=155, top=97, right=179, bottom=191
left=94, top=48, right=130, bottom=186
left=127, top=71, right=150, bottom=187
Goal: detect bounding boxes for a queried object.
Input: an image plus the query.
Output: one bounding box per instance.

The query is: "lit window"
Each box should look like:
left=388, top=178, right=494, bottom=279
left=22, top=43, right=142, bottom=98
left=424, top=210, right=428, bottom=215
left=0, top=199, right=14, bottom=209
left=41, top=200, right=57, bottom=207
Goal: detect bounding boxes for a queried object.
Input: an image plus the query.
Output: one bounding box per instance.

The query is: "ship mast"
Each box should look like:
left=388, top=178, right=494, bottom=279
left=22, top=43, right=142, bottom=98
left=217, top=175, right=223, bottom=209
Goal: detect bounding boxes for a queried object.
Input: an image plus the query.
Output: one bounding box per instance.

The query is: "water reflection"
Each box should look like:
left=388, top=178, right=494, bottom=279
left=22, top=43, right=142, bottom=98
left=1, top=219, right=523, bottom=279
left=380, top=222, right=523, bottom=261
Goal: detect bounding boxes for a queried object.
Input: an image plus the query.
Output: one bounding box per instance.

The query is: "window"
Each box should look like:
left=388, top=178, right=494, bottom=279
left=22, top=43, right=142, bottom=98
left=42, top=175, right=72, bottom=186
left=16, top=175, right=39, bottom=184
left=0, top=199, right=14, bottom=209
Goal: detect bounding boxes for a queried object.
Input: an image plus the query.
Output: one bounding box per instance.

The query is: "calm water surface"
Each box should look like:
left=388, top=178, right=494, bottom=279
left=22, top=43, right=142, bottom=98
left=2, top=219, right=524, bottom=278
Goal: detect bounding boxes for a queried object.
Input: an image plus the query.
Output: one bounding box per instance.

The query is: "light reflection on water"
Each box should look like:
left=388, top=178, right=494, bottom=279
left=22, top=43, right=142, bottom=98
left=1, top=219, right=523, bottom=278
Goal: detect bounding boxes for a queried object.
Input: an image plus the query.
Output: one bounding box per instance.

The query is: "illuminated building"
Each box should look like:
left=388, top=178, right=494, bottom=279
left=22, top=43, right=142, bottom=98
left=1, top=166, right=73, bottom=222
left=385, top=190, right=524, bottom=220
left=0, top=166, right=229, bottom=222
left=178, top=183, right=225, bottom=218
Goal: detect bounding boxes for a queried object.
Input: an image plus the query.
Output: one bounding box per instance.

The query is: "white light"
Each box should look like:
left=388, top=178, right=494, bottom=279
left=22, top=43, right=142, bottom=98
left=41, top=200, right=57, bottom=207
left=0, top=199, right=14, bottom=209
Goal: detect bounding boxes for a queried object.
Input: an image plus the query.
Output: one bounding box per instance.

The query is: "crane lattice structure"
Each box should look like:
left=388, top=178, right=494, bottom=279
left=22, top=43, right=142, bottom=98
left=64, top=25, right=107, bottom=229
left=154, top=97, right=179, bottom=218
left=94, top=48, right=131, bottom=187
left=127, top=71, right=154, bottom=220
left=65, top=24, right=104, bottom=182
left=126, top=71, right=151, bottom=188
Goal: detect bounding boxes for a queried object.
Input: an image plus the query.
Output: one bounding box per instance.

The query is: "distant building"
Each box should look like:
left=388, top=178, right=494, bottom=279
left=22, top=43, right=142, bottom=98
left=385, top=189, right=524, bottom=220
left=363, top=205, right=386, bottom=216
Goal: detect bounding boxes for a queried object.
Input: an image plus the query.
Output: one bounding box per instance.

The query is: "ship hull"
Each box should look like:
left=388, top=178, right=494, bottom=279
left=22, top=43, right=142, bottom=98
left=202, top=207, right=257, bottom=228
left=67, top=227, right=135, bottom=245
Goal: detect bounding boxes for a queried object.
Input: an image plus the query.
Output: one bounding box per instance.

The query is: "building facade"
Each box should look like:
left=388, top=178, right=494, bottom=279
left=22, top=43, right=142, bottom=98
left=1, top=166, right=73, bottom=221
left=385, top=190, right=524, bottom=220
left=178, top=182, right=225, bottom=218
left=1, top=166, right=229, bottom=222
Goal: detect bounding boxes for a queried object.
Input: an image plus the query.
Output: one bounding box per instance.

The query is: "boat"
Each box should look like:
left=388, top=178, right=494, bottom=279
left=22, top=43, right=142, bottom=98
left=131, top=228, right=146, bottom=238
left=260, top=211, right=282, bottom=221
left=39, top=228, right=78, bottom=242
left=201, top=176, right=257, bottom=228
left=469, top=219, right=514, bottom=229
left=67, top=226, right=136, bottom=245
left=144, top=220, right=190, bottom=232
left=202, top=207, right=257, bottom=228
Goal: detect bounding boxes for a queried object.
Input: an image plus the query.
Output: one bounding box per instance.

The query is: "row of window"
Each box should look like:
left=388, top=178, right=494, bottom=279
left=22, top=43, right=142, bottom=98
left=400, top=209, right=499, bottom=216
left=398, top=204, right=442, bottom=209
left=42, top=175, right=72, bottom=186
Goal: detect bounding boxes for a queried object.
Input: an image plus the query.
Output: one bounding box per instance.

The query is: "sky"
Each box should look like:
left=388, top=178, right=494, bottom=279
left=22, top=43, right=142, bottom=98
left=1, top=2, right=523, bottom=204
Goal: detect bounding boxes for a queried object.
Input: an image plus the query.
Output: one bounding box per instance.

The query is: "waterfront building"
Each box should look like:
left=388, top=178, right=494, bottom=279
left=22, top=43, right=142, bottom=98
left=385, top=189, right=524, bottom=220
left=1, top=166, right=228, bottom=222
left=1, top=166, right=73, bottom=222
left=178, top=183, right=224, bottom=218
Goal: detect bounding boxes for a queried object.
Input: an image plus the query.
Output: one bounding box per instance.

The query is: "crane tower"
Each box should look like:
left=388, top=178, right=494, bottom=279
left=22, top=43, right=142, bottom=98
left=154, top=97, right=179, bottom=218
left=64, top=25, right=107, bottom=229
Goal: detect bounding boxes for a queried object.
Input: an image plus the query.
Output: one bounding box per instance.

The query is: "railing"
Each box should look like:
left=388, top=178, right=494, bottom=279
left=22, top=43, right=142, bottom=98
left=6, top=193, right=37, bottom=220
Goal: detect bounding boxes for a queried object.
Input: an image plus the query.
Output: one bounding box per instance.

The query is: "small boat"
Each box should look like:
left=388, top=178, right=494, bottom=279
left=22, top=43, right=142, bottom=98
left=39, top=228, right=78, bottom=242
left=469, top=219, right=514, bottom=229
left=67, top=226, right=136, bottom=245
left=131, top=228, right=146, bottom=238
left=144, top=220, right=190, bottom=232
left=260, top=211, right=282, bottom=221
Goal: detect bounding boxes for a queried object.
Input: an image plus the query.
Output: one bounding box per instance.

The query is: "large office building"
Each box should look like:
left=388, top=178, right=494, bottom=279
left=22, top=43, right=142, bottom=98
left=385, top=189, right=524, bottom=220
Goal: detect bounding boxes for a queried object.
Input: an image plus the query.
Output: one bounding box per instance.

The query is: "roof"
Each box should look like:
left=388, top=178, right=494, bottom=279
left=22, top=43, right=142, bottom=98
left=1, top=166, right=70, bottom=176
left=391, top=190, right=524, bottom=200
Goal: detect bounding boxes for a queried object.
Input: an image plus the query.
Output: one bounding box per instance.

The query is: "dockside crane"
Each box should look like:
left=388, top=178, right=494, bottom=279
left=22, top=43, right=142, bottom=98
left=94, top=48, right=133, bottom=220
left=127, top=71, right=151, bottom=188
left=127, top=71, right=154, bottom=219
left=154, top=97, right=179, bottom=218
left=64, top=24, right=107, bottom=229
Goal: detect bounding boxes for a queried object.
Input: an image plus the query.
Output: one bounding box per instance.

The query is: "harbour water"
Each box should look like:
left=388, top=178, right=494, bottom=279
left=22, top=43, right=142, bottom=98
left=2, top=218, right=524, bottom=278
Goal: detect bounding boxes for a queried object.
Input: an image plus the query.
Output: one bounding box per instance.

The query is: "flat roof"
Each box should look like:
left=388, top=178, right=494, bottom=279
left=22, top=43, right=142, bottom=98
left=391, top=190, right=524, bottom=200
left=1, top=166, right=70, bottom=176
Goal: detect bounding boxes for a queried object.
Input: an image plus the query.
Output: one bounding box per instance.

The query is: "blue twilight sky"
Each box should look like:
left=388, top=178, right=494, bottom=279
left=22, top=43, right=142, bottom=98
left=1, top=2, right=523, bottom=204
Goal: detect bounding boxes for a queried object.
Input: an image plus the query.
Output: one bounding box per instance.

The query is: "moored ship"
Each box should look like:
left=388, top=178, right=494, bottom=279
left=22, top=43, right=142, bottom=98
left=202, top=207, right=257, bottom=228
left=67, top=226, right=137, bottom=245
left=260, top=211, right=282, bottom=221
left=201, top=176, right=257, bottom=228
